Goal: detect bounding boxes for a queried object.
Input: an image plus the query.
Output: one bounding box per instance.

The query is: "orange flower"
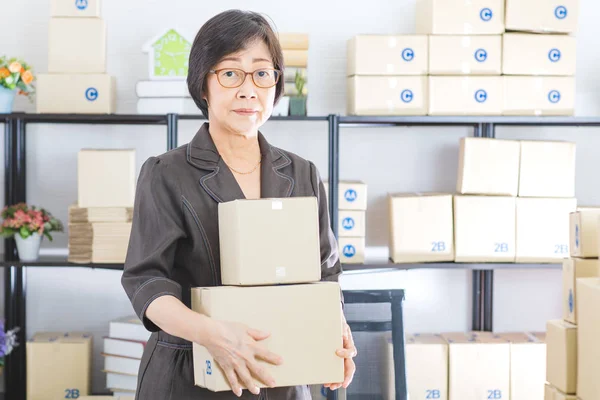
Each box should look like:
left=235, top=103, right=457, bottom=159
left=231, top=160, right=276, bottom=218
left=0, top=68, right=9, bottom=78
left=8, top=62, right=22, bottom=73
left=21, top=70, right=33, bottom=85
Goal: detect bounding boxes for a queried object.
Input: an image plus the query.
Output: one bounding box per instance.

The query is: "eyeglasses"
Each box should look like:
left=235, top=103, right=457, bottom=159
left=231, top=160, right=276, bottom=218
left=209, top=68, right=281, bottom=89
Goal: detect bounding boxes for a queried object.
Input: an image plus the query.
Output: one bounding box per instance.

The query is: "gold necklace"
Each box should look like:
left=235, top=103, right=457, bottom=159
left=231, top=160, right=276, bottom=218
left=223, top=157, right=262, bottom=175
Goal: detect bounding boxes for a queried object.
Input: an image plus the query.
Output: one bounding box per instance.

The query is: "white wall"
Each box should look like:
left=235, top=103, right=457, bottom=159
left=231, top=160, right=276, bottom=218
left=3, top=0, right=600, bottom=395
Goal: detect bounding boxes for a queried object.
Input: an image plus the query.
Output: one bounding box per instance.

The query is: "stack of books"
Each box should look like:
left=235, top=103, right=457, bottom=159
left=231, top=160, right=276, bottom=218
left=102, top=316, right=151, bottom=397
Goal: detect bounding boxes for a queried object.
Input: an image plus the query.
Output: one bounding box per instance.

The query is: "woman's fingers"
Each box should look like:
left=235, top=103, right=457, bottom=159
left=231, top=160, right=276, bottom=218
left=247, top=328, right=271, bottom=341
left=223, top=367, right=243, bottom=397
left=336, top=347, right=357, bottom=358
left=247, top=359, right=277, bottom=388
left=235, top=362, right=260, bottom=395
left=253, top=344, right=283, bottom=365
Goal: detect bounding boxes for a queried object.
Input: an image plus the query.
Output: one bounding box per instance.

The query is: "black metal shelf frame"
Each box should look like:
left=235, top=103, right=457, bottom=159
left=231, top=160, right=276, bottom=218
left=3, top=113, right=600, bottom=400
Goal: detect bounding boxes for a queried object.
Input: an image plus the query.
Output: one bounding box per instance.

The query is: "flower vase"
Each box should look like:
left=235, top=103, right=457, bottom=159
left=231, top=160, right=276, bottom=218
left=0, top=86, right=16, bottom=114
left=289, top=96, right=307, bottom=116
left=14, top=232, right=42, bottom=262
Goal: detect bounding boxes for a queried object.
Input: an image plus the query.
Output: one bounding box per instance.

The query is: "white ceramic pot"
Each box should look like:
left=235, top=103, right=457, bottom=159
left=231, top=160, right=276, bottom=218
left=14, top=232, right=42, bottom=262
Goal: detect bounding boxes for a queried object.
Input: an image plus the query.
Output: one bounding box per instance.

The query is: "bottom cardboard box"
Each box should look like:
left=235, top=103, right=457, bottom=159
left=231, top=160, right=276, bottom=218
left=338, top=237, right=366, bottom=264
left=192, top=283, right=344, bottom=392
left=503, top=76, right=575, bottom=116
left=576, top=278, right=600, bottom=400
left=347, top=76, right=428, bottom=116
left=546, top=320, right=577, bottom=395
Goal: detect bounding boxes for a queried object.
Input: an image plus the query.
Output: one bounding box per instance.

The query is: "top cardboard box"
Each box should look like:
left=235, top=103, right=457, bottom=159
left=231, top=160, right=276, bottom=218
left=416, top=0, right=505, bottom=35
left=52, top=0, right=101, bottom=17
left=218, top=197, right=321, bottom=286
left=505, top=0, right=579, bottom=34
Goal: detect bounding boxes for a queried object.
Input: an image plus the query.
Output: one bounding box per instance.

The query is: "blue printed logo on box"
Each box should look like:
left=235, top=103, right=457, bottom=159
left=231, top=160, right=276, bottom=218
left=548, top=90, right=561, bottom=104
left=474, top=89, right=488, bottom=103
left=569, top=289, right=574, bottom=313
left=85, top=87, right=98, bottom=102
left=575, top=224, right=580, bottom=248
left=75, top=0, right=88, bottom=10
left=206, top=360, right=212, bottom=375
left=402, top=48, right=415, bottom=62
left=480, top=8, right=493, bottom=21
left=474, top=49, right=488, bottom=62
left=548, top=48, right=561, bottom=62
left=343, top=245, right=356, bottom=258
left=344, top=189, right=357, bottom=202
left=342, top=217, right=355, bottom=230
left=401, top=89, right=414, bottom=103
left=555, top=5, right=568, bottom=19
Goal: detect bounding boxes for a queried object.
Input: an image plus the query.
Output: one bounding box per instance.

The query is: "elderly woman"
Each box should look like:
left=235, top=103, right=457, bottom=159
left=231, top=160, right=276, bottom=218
left=121, top=9, right=356, bottom=399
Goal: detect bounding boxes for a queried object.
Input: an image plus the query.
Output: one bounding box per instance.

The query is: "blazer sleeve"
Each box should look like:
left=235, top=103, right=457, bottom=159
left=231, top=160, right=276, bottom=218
left=121, top=156, right=187, bottom=332
left=309, top=161, right=343, bottom=284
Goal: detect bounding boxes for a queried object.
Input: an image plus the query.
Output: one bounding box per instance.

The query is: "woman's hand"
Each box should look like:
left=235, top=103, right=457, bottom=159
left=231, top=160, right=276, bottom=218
left=324, top=314, right=357, bottom=391
left=204, top=320, right=283, bottom=397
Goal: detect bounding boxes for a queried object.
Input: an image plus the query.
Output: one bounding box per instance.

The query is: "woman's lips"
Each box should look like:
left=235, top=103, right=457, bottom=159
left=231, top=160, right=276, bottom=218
left=233, top=109, right=258, bottom=116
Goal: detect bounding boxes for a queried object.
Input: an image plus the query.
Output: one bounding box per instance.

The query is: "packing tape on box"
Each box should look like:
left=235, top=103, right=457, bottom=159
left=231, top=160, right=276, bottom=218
left=272, top=200, right=283, bottom=210
left=387, top=37, right=398, bottom=48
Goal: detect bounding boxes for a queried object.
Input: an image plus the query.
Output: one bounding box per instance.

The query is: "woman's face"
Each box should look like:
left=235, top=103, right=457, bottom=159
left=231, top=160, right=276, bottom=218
left=205, top=39, right=277, bottom=136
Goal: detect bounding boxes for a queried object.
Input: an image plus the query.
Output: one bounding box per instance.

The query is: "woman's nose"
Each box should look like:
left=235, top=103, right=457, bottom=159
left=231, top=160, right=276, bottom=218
left=237, top=74, right=258, bottom=99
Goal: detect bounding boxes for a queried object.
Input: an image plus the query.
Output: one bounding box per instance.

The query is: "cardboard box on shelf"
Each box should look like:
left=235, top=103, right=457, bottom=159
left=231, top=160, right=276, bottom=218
left=516, top=198, right=577, bottom=263
left=48, top=18, right=106, bottom=73
left=576, top=278, right=600, bottom=400
left=555, top=389, right=577, bottom=400
left=546, top=319, right=577, bottom=395
left=278, top=33, right=309, bottom=50
left=381, top=333, right=448, bottom=400
left=339, top=237, right=366, bottom=264
left=324, top=181, right=368, bottom=211
left=518, top=140, right=576, bottom=198
left=347, top=76, right=428, bottom=116
left=36, top=73, right=116, bottom=114
left=77, top=149, right=135, bottom=208
left=444, top=333, right=510, bottom=400
left=453, top=195, right=516, bottom=262
left=428, top=35, right=502, bottom=75
left=51, top=0, right=101, bottom=17
left=505, top=0, right=579, bottom=34
left=416, top=0, right=505, bottom=35
left=428, top=76, right=503, bottom=116
left=570, top=208, right=600, bottom=258
left=27, top=332, right=93, bottom=400
left=347, top=35, right=428, bottom=76
left=218, top=198, right=321, bottom=286
left=502, top=76, right=576, bottom=116
left=502, top=33, right=576, bottom=76
left=545, top=383, right=556, bottom=400
left=191, top=283, right=344, bottom=392
left=338, top=210, right=366, bottom=238
left=456, top=137, right=520, bottom=196
left=498, top=333, right=546, bottom=400
left=282, top=49, right=308, bottom=67
left=389, top=193, right=454, bottom=263
left=563, top=258, right=600, bottom=324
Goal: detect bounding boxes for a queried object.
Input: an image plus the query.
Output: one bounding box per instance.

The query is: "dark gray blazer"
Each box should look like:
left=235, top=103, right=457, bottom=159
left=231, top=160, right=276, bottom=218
left=121, top=123, right=342, bottom=399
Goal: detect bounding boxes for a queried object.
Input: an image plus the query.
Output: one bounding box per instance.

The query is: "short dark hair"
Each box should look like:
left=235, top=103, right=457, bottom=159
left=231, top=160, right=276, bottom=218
left=187, top=10, right=285, bottom=118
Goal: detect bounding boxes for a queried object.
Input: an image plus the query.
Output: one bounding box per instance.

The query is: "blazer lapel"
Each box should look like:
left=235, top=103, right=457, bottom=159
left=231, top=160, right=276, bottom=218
left=186, top=123, right=295, bottom=202
left=186, top=123, right=246, bottom=203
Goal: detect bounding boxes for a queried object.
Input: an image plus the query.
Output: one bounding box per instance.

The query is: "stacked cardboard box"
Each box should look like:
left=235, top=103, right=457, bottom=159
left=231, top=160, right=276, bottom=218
left=346, top=34, right=428, bottom=115
left=503, top=0, right=578, bottom=115
left=68, top=149, right=135, bottom=263
left=27, top=332, right=93, bottom=400
left=192, top=197, right=344, bottom=392
left=37, top=0, right=115, bottom=113
left=381, top=331, right=545, bottom=400
left=545, top=207, right=600, bottom=399
left=421, top=0, right=504, bottom=115
left=454, top=137, right=576, bottom=263
left=273, top=33, right=309, bottom=116
left=102, top=316, right=151, bottom=396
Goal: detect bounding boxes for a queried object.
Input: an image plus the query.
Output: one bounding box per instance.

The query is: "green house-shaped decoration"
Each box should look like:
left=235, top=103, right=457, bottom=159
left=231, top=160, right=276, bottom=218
left=143, top=28, right=192, bottom=81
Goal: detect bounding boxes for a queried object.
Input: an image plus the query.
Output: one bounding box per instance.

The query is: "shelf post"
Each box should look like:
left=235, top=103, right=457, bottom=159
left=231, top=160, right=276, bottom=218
left=328, top=114, right=340, bottom=238
left=167, top=113, right=178, bottom=150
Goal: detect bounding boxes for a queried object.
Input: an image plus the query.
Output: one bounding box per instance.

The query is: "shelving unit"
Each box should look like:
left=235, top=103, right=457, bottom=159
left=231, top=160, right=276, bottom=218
left=2, top=112, right=599, bottom=400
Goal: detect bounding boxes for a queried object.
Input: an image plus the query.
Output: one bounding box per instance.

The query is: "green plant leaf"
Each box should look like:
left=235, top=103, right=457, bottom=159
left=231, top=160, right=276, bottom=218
left=19, top=226, right=30, bottom=239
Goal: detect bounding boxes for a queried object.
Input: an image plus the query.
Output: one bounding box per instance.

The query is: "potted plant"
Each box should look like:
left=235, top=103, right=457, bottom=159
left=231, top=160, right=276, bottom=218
left=289, top=69, right=307, bottom=116
left=0, top=56, right=36, bottom=113
left=0, top=320, right=20, bottom=375
left=0, top=203, right=64, bottom=262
